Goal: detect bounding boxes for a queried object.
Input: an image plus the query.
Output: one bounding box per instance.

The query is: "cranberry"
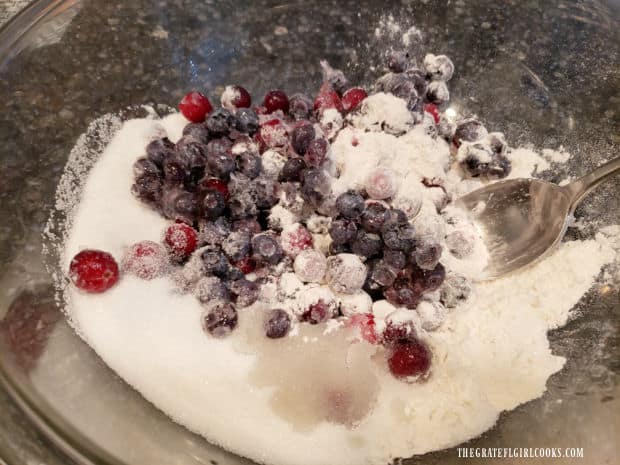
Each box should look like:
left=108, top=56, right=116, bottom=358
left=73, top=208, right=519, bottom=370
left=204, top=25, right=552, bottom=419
left=347, top=313, right=377, bottom=344
left=234, top=257, right=256, bottom=274
left=341, top=87, right=368, bottom=113
left=179, top=91, right=213, bottom=123
left=259, top=118, right=288, bottom=148
left=263, top=90, right=290, bottom=113
left=382, top=321, right=417, bottom=346
left=304, top=138, right=328, bottom=167
left=301, top=300, right=331, bottom=324
left=222, top=85, right=252, bottom=109
left=164, top=223, right=198, bottom=260
left=388, top=340, right=431, bottom=380
left=69, top=250, right=119, bottom=293
left=281, top=224, right=313, bottom=257
left=200, top=177, right=229, bottom=200
left=122, top=241, right=169, bottom=280
left=313, top=82, right=343, bottom=114
left=424, top=103, right=440, bottom=124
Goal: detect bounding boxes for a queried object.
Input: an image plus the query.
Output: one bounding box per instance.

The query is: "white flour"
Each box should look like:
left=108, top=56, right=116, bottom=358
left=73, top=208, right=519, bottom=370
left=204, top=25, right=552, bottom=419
left=51, top=98, right=618, bottom=465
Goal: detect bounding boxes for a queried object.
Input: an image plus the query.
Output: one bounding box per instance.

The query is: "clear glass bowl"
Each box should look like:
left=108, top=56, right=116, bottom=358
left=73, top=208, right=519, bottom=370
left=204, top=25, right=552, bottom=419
left=0, top=1, right=618, bottom=464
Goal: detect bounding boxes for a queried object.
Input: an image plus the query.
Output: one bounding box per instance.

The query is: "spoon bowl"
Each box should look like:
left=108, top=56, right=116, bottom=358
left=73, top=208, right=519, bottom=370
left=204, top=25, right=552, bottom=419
left=456, top=156, right=620, bottom=279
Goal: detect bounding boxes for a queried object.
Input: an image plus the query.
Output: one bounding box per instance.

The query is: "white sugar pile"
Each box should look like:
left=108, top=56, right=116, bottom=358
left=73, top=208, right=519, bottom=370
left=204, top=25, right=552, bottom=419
left=49, top=97, right=618, bottom=465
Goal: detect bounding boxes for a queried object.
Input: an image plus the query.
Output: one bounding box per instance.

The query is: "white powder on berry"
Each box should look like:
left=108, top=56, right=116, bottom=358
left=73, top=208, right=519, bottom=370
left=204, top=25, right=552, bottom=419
left=51, top=101, right=618, bottom=465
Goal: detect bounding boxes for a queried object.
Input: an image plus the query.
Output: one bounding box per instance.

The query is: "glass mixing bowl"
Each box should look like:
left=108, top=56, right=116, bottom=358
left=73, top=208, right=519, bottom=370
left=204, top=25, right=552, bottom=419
left=0, top=0, right=618, bottom=464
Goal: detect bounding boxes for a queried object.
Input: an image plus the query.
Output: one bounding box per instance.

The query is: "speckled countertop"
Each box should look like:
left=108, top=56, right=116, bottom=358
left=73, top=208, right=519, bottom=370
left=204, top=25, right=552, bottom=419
left=0, top=1, right=618, bottom=464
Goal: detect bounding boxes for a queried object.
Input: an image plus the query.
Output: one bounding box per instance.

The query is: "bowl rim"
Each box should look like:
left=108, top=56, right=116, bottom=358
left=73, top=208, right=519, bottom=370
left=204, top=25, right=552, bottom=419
left=0, top=4, right=128, bottom=463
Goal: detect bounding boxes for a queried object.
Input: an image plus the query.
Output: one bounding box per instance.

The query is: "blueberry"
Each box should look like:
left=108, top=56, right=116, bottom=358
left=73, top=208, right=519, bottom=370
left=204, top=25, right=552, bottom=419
left=288, top=93, right=313, bottom=120
left=329, top=241, right=351, bottom=255
left=253, top=179, right=280, bottom=209
left=300, top=168, right=328, bottom=205
left=229, top=279, right=259, bottom=308
left=222, top=230, right=251, bottom=261
left=131, top=173, right=163, bottom=204
left=235, top=108, right=259, bottom=134
left=453, top=119, right=488, bottom=146
left=202, top=302, right=238, bottom=337
left=351, top=231, right=383, bottom=258
left=133, top=157, right=160, bottom=178
left=264, top=309, right=291, bottom=339
left=200, top=248, right=229, bottom=277
left=403, top=68, right=428, bottom=99
left=328, top=219, right=357, bottom=245
left=381, top=212, right=415, bottom=252
left=228, top=191, right=258, bottom=220
left=383, top=249, right=406, bottom=270
left=206, top=108, right=235, bottom=137
left=182, top=123, right=211, bottom=144
left=236, top=152, right=262, bottom=179
left=413, top=241, right=442, bottom=270
left=423, top=54, right=455, bottom=81
left=279, top=157, right=307, bottom=182
left=425, top=81, right=450, bottom=105
left=252, top=233, right=283, bottom=265
left=375, top=73, right=419, bottom=110
left=146, top=137, right=175, bottom=167
left=173, top=190, right=201, bottom=219
left=368, top=259, right=397, bottom=289
left=176, top=136, right=208, bottom=185
left=387, top=50, right=409, bottom=73
left=200, top=217, right=231, bottom=245
left=206, top=138, right=233, bottom=159
left=440, top=273, right=471, bottom=308
left=488, top=133, right=508, bottom=156
left=207, top=150, right=235, bottom=179
left=304, top=138, right=328, bottom=167
left=412, top=263, right=446, bottom=293
left=232, top=218, right=262, bottom=235
left=335, top=191, right=365, bottom=219
left=487, top=154, right=512, bottom=179
left=320, top=61, right=349, bottom=95
left=203, top=188, right=226, bottom=219
left=384, top=280, right=421, bottom=309
left=361, top=202, right=388, bottom=233
left=195, top=276, right=230, bottom=304
left=461, top=143, right=493, bottom=177
left=292, top=122, right=316, bottom=155
left=163, top=157, right=188, bottom=185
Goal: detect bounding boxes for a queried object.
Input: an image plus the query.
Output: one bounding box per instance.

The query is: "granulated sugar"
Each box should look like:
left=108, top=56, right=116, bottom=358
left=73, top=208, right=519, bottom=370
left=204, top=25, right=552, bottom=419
left=47, top=100, right=618, bottom=465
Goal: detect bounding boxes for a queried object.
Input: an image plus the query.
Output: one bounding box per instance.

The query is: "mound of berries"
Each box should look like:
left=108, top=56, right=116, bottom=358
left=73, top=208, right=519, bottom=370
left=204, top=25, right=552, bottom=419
left=69, top=49, right=514, bottom=382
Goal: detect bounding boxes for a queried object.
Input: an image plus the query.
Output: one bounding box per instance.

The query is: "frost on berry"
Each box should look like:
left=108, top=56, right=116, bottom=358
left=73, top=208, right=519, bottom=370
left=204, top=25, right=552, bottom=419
left=294, top=249, right=327, bottom=283
left=325, top=254, right=368, bottom=294
left=122, top=241, right=169, bottom=280
left=364, top=167, right=398, bottom=200
left=415, top=300, right=447, bottom=331
left=337, top=291, right=372, bottom=317
left=281, top=223, right=313, bottom=257
left=296, top=285, right=337, bottom=324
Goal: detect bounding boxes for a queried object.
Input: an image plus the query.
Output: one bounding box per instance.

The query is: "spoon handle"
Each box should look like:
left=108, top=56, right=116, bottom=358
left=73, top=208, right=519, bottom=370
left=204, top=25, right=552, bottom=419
left=563, top=156, right=620, bottom=211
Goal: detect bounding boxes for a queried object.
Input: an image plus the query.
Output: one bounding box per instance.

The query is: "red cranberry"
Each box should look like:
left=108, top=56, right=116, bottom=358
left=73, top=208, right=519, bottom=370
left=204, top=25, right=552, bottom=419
left=424, top=103, right=440, bottom=124
left=342, top=87, right=368, bottom=113
left=179, top=91, right=213, bottom=123
left=281, top=224, right=313, bottom=257
left=200, top=177, right=229, bottom=200
left=382, top=321, right=417, bottom=346
left=164, top=223, right=198, bottom=260
left=122, top=241, right=169, bottom=280
left=301, top=300, right=331, bottom=324
left=259, top=118, right=288, bottom=148
left=69, top=250, right=119, bottom=293
left=347, top=313, right=378, bottom=344
left=388, top=340, right=431, bottom=380
left=263, top=90, right=290, bottom=114
left=313, top=82, right=343, bottom=114
left=234, top=257, right=256, bottom=274
left=224, top=85, right=252, bottom=109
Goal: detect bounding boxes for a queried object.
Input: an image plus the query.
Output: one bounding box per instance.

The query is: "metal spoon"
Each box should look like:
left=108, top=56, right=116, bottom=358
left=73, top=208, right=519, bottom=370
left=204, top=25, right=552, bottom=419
left=455, top=156, right=620, bottom=279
